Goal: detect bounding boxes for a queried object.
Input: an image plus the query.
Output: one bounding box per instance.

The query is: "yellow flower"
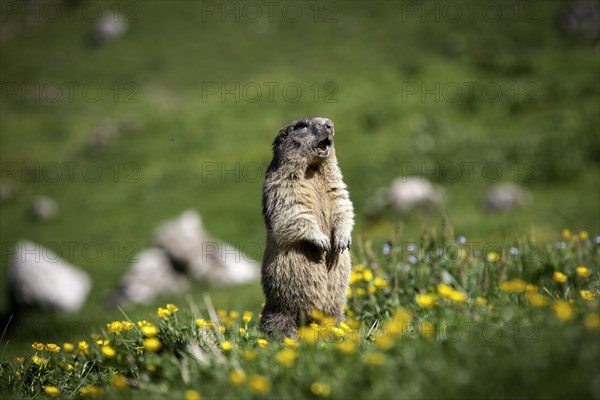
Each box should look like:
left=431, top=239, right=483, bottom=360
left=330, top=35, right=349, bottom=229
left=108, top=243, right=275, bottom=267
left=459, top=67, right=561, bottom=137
left=166, top=303, right=179, bottom=312
left=257, top=338, right=268, bottom=348
left=525, top=284, right=539, bottom=293
left=45, top=343, right=60, bottom=353
left=437, top=283, right=454, bottom=298
left=353, top=264, right=365, bottom=272
left=239, top=327, right=247, bottom=334
left=242, top=311, right=253, bottom=323
left=584, top=313, right=600, bottom=330
left=475, top=296, right=487, bottom=305
left=217, top=309, right=227, bottom=318
left=310, top=382, right=332, bottom=396
left=229, top=310, right=239, bottom=319
left=346, top=288, right=353, bottom=298
left=374, top=277, right=389, bottom=288
left=248, top=374, right=271, bottom=394
left=229, top=369, right=247, bottom=385
left=96, top=339, right=110, bottom=347
left=107, top=321, right=123, bottom=334
left=102, top=346, right=116, bottom=358
left=562, top=229, right=571, bottom=239
left=355, top=288, right=366, bottom=296
left=62, top=342, right=74, bottom=352
left=184, top=389, right=202, bottom=400
left=283, top=337, right=299, bottom=349
left=374, top=334, right=393, bottom=350
left=31, top=355, right=48, bottom=366
left=195, top=318, right=208, bottom=328
left=363, top=351, right=386, bottom=366
left=157, top=307, right=171, bottom=319
left=486, top=252, right=499, bottom=262
left=221, top=341, right=234, bottom=351
left=499, top=279, right=527, bottom=293
left=80, top=385, right=103, bottom=397
left=139, top=321, right=158, bottom=337
left=144, top=338, right=162, bottom=352
left=78, top=341, right=89, bottom=356
left=276, top=349, right=296, bottom=368
left=111, top=375, right=128, bottom=390
left=576, top=266, right=591, bottom=278
left=415, top=293, right=437, bottom=308
left=553, top=272, right=567, bottom=283
left=299, top=326, right=319, bottom=344
left=121, top=321, right=134, bottom=330
left=449, top=290, right=468, bottom=304
left=340, top=322, right=352, bottom=333
left=219, top=325, right=226, bottom=333
left=367, top=286, right=376, bottom=294
left=362, top=269, right=373, bottom=281
left=335, top=339, right=357, bottom=354
left=243, top=349, right=257, bottom=361
left=43, top=386, right=60, bottom=397
left=579, top=231, right=589, bottom=241
left=526, top=292, right=549, bottom=307
left=32, top=342, right=45, bottom=351
left=580, top=290, right=596, bottom=301
left=420, top=321, right=436, bottom=337
left=553, top=300, right=574, bottom=321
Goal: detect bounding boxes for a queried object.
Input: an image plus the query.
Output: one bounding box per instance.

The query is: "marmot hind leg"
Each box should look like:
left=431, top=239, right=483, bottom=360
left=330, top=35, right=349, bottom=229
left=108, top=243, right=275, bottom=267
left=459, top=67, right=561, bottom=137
left=259, top=309, right=299, bottom=340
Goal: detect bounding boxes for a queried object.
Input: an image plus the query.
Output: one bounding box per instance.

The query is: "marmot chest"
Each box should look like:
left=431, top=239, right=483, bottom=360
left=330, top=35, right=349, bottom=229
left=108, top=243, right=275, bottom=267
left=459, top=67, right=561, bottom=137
left=302, top=173, right=334, bottom=234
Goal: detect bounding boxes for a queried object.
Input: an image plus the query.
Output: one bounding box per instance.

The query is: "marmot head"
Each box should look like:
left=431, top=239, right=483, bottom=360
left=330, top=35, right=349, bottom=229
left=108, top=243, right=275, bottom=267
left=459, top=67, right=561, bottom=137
left=272, top=117, right=335, bottom=164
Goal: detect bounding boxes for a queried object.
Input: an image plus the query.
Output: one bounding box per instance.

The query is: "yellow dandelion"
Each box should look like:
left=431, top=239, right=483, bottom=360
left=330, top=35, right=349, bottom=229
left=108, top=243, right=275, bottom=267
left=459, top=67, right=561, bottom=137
left=335, top=339, right=357, bottom=354
left=45, top=343, right=60, bottom=353
left=43, top=386, right=60, bottom=397
left=437, top=283, right=454, bottom=298
left=229, top=369, right=247, bottom=385
left=229, top=310, right=239, bottom=319
left=276, top=349, right=296, bottom=368
left=340, top=322, right=352, bottom=333
left=475, top=296, right=487, bottom=305
left=96, top=339, right=110, bottom=347
left=166, top=303, right=179, bottom=313
left=415, top=293, right=437, bottom=308
left=420, top=321, right=436, bottom=337
left=486, top=252, right=500, bottom=262
left=579, top=231, right=589, bottom=241
left=31, top=355, right=48, bottom=366
left=584, top=313, right=600, bottom=330
left=346, top=288, right=353, bottom=298
left=576, top=266, right=591, bottom=278
left=144, top=337, right=162, bottom=352
left=374, top=334, right=393, bottom=350
left=367, top=286, right=376, bottom=294
left=580, top=290, right=596, bottom=301
left=561, top=229, right=571, bottom=239
left=78, top=341, right=89, bottom=356
left=299, top=327, right=319, bottom=344
left=62, top=342, right=74, bottom=352
left=362, top=269, right=374, bottom=281
left=553, top=300, right=574, bottom=321
left=184, top=389, right=201, bottom=400
left=363, top=351, right=386, bottom=366
left=526, top=284, right=539, bottom=293
left=195, top=318, right=208, bottom=328
left=310, top=382, right=332, bottom=396
left=355, top=288, right=366, bottom=296
left=553, top=272, right=567, bottom=283
left=80, top=385, right=103, bottom=397
left=248, top=375, right=271, bottom=394
left=111, top=375, right=128, bottom=390
left=257, top=338, right=268, bottom=348
left=218, top=325, right=226, bottom=333
left=374, top=277, right=389, bottom=288
left=283, top=337, right=299, bottom=349
left=102, top=346, right=116, bottom=358
left=449, top=290, right=468, bottom=304
left=121, top=321, right=134, bottom=330
left=31, top=342, right=45, bottom=351
left=499, top=279, right=527, bottom=293
left=147, top=364, right=156, bottom=373
left=242, top=311, right=253, bottom=323
left=221, top=341, right=233, bottom=351
left=239, top=327, right=247, bottom=334
left=243, top=349, right=257, bottom=361
left=353, top=264, right=365, bottom=272
left=526, top=292, right=549, bottom=307
left=157, top=307, right=171, bottom=319
left=107, top=321, right=123, bottom=334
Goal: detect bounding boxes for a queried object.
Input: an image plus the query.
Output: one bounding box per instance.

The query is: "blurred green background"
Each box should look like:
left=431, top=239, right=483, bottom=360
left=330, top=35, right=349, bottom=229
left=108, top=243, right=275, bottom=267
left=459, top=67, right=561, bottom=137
left=0, top=0, right=598, bottom=356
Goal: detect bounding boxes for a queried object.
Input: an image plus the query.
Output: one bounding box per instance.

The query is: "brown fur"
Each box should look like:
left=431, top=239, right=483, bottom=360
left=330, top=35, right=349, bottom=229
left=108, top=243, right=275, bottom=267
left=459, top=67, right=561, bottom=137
left=259, top=117, right=354, bottom=339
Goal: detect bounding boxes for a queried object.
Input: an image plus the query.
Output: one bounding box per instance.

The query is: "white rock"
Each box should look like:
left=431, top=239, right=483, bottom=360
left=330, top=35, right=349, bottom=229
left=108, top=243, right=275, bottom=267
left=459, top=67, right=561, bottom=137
left=109, top=248, right=190, bottom=306
left=387, top=177, right=446, bottom=212
left=30, top=195, right=58, bottom=220
left=484, top=182, right=531, bottom=212
left=8, top=241, right=91, bottom=313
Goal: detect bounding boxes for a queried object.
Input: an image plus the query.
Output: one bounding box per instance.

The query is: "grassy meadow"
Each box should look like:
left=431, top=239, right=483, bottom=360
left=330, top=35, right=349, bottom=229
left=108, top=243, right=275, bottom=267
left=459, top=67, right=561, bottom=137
left=0, top=0, right=599, bottom=398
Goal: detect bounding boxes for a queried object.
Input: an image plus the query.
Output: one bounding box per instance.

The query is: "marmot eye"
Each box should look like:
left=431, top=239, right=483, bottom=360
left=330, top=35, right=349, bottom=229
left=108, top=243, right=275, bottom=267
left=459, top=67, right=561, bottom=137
left=293, top=120, right=309, bottom=130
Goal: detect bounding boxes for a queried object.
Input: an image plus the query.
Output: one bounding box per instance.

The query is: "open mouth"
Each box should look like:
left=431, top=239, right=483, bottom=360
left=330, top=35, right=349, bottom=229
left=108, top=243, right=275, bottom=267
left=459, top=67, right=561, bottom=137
left=316, top=137, right=332, bottom=157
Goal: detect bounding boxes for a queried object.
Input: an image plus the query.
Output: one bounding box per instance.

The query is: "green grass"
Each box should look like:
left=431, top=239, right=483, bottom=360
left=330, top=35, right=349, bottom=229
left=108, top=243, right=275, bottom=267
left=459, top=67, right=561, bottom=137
left=1, top=0, right=599, bottom=391
left=1, top=229, right=598, bottom=399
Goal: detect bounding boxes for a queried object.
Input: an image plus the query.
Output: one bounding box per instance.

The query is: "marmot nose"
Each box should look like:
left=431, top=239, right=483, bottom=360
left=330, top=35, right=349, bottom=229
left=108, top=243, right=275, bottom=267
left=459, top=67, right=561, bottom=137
left=314, top=117, right=334, bottom=133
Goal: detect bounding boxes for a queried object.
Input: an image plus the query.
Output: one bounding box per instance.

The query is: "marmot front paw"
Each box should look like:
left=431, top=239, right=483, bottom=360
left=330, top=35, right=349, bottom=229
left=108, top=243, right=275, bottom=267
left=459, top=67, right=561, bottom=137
left=333, top=233, right=352, bottom=253
left=312, top=232, right=331, bottom=253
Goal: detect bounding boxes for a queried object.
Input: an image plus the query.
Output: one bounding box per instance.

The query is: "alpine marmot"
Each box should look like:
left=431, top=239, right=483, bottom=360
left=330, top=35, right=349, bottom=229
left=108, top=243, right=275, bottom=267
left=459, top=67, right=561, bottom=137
left=259, top=116, right=354, bottom=339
